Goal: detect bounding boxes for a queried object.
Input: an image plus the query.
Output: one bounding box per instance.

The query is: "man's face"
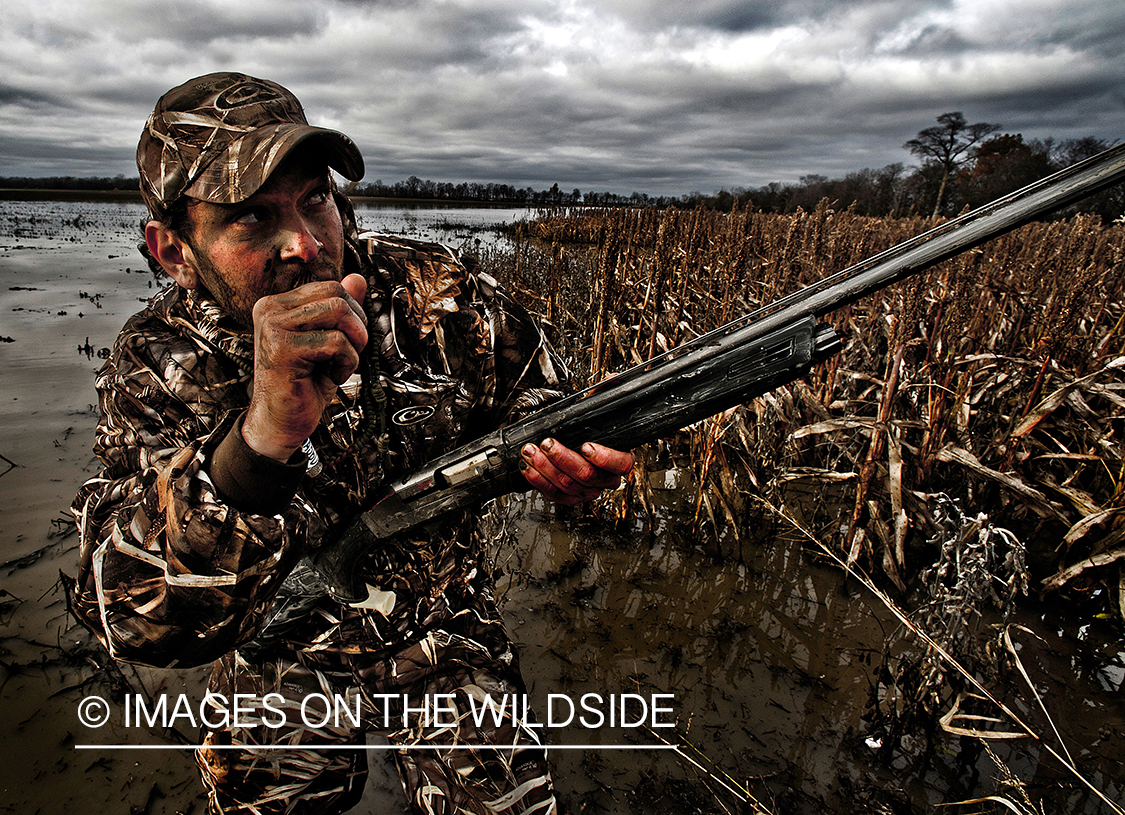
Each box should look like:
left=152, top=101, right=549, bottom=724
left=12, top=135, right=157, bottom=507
left=176, top=153, right=346, bottom=327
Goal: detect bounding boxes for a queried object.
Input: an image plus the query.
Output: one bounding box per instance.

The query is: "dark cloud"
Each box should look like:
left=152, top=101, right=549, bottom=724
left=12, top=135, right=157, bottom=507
left=131, top=2, right=329, bottom=46
left=0, top=0, right=1122, bottom=196
left=599, top=0, right=932, bottom=33
left=1049, top=10, right=1125, bottom=55
left=0, top=133, right=133, bottom=178
left=0, top=82, right=65, bottom=108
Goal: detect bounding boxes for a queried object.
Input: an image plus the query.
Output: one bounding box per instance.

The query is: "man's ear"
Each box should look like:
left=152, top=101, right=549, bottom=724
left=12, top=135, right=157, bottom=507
left=145, top=221, right=199, bottom=289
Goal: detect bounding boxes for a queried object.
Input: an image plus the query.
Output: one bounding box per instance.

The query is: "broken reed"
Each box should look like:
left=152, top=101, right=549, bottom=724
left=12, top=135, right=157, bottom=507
left=483, top=202, right=1125, bottom=591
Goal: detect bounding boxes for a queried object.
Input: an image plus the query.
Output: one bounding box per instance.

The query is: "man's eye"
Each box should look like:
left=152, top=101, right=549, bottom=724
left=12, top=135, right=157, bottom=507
left=233, top=208, right=269, bottom=226
left=306, top=189, right=330, bottom=208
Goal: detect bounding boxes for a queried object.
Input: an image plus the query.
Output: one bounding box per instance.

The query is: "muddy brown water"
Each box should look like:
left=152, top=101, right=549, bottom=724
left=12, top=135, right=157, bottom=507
left=1, top=198, right=1122, bottom=814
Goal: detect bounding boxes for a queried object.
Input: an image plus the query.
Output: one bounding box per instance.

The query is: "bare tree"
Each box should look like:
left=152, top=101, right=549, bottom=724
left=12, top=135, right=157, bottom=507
left=905, top=112, right=1000, bottom=217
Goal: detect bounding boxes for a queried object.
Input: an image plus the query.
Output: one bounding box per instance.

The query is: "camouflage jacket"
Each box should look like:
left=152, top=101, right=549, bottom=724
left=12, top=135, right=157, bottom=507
left=70, top=232, right=568, bottom=669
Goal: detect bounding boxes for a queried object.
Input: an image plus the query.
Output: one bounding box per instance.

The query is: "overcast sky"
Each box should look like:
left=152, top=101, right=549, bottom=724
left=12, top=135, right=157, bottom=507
left=2, top=0, right=1123, bottom=196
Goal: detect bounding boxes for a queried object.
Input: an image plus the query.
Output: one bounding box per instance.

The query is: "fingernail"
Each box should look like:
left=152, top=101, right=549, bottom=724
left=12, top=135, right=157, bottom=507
left=541, top=438, right=555, bottom=452
left=521, top=444, right=535, bottom=460
left=581, top=443, right=594, bottom=457
left=519, top=459, right=529, bottom=471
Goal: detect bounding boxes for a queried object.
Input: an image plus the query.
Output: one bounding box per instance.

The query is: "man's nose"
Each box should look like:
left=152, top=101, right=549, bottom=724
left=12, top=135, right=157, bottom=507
left=278, top=214, right=321, bottom=264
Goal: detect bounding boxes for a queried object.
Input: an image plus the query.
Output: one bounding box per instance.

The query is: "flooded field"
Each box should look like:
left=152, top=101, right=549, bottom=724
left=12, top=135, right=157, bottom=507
left=0, top=197, right=1122, bottom=814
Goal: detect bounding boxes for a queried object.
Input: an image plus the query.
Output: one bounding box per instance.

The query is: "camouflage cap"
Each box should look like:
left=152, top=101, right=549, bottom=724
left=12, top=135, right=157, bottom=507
left=137, top=72, right=364, bottom=219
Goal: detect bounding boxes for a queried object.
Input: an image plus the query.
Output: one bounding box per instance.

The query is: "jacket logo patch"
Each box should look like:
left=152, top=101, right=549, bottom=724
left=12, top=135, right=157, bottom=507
left=392, top=406, right=436, bottom=426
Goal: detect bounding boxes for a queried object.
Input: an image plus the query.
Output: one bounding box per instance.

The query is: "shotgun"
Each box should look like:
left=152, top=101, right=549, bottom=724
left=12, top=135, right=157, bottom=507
left=275, top=142, right=1125, bottom=619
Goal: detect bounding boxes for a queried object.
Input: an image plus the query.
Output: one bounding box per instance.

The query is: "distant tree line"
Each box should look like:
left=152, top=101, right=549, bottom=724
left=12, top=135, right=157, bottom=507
left=341, top=177, right=682, bottom=208
left=0, top=172, right=677, bottom=208
left=0, top=174, right=138, bottom=191
left=687, top=116, right=1120, bottom=222
left=2, top=115, right=1119, bottom=221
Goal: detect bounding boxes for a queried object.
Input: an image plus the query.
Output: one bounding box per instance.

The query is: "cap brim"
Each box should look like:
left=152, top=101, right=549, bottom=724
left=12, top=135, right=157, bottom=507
left=184, top=123, right=365, bottom=205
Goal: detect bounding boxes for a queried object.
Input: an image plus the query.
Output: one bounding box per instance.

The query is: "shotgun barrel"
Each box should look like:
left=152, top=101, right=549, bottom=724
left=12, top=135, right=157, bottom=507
left=302, top=141, right=1125, bottom=605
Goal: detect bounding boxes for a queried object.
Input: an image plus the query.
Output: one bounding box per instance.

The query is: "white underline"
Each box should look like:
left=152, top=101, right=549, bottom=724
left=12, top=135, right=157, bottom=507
left=75, top=744, right=678, bottom=751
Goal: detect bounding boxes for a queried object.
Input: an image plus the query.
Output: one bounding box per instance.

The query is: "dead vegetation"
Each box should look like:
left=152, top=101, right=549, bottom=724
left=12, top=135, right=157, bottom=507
left=483, top=201, right=1125, bottom=603
left=475, top=202, right=1125, bottom=810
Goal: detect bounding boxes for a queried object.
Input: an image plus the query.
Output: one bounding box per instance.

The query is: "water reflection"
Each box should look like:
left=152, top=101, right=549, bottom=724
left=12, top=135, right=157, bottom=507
left=490, top=495, right=891, bottom=810
left=351, top=201, right=530, bottom=247
left=492, top=493, right=1125, bottom=813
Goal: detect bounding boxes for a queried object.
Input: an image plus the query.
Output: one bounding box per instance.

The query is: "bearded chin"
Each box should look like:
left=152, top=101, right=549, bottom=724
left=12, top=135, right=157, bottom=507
left=196, top=252, right=344, bottom=330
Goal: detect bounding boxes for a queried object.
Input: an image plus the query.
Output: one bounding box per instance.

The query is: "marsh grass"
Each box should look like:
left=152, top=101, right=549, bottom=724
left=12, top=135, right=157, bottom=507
left=483, top=203, right=1125, bottom=598
left=476, top=202, right=1125, bottom=807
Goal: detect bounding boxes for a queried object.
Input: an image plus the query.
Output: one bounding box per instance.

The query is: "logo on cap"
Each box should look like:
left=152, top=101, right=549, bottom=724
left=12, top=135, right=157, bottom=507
left=216, top=82, right=284, bottom=110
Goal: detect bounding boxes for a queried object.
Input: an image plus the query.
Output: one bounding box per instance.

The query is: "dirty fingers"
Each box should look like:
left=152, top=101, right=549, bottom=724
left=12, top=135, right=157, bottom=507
left=520, top=438, right=635, bottom=506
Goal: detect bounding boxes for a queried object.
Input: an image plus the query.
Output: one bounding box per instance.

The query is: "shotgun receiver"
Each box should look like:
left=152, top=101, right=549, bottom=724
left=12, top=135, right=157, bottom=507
left=304, top=141, right=1125, bottom=606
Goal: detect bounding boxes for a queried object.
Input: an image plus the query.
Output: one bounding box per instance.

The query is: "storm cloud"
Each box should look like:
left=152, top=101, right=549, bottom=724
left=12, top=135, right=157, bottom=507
left=1, top=0, right=1122, bottom=195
